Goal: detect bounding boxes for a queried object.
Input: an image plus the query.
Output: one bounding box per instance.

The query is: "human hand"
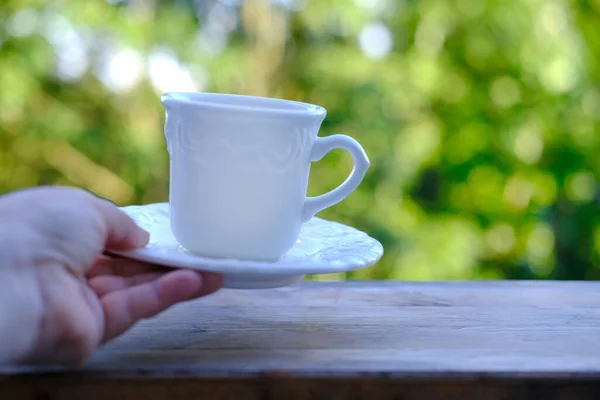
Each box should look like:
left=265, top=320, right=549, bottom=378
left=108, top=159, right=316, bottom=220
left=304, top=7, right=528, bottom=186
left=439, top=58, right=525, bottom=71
left=0, top=186, right=222, bottom=365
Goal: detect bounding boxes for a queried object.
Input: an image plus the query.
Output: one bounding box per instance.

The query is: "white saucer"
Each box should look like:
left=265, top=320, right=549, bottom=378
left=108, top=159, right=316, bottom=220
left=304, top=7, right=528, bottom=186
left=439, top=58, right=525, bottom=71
left=110, top=203, right=383, bottom=289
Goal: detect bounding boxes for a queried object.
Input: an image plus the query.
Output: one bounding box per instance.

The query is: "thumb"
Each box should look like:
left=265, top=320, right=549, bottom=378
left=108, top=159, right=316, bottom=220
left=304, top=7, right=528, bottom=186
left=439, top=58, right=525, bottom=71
left=93, top=198, right=149, bottom=251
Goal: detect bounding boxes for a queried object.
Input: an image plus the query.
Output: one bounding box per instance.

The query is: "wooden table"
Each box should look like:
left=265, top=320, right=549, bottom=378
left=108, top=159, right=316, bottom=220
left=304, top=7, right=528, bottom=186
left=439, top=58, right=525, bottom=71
left=3, top=281, right=600, bottom=399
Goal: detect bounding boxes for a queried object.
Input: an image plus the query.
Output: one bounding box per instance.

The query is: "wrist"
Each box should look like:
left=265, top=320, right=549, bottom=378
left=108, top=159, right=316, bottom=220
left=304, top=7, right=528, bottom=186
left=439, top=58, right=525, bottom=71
left=0, top=270, right=43, bottom=364
left=0, top=225, right=45, bottom=364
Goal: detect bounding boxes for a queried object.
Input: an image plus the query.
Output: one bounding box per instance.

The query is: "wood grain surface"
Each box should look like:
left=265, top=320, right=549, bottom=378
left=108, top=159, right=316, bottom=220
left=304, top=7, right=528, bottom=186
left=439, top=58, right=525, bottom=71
left=3, top=280, right=600, bottom=399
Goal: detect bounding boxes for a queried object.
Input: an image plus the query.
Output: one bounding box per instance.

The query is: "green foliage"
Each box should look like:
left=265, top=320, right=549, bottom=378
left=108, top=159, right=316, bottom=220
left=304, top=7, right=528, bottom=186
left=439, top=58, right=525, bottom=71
left=0, top=0, right=599, bottom=280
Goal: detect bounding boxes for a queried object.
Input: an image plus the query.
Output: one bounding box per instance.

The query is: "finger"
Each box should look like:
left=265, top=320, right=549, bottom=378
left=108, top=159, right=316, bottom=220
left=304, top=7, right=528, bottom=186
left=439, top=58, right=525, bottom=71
left=87, top=255, right=164, bottom=278
left=92, top=197, right=149, bottom=251
left=101, top=270, right=223, bottom=341
left=88, top=271, right=165, bottom=297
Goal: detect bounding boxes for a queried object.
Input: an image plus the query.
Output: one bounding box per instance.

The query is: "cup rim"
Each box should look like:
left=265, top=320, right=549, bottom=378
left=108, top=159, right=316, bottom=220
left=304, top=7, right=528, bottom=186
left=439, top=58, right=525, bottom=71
left=161, top=92, right=326, bottom=119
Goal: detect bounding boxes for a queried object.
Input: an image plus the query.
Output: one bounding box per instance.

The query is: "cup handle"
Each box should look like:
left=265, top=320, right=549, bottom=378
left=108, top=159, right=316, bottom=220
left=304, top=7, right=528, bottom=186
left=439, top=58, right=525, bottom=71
left=301, top=134, right=370, bottom=222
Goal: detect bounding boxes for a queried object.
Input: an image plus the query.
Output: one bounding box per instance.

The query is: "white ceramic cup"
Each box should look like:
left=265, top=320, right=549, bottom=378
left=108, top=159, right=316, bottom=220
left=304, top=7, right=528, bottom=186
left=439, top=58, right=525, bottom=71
left=161, top=92, right=370, bottom=261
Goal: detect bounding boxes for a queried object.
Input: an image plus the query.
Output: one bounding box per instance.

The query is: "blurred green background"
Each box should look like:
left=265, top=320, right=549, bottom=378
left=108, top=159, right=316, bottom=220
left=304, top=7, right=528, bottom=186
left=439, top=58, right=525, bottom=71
left=0, top=0, right=599, bottom=281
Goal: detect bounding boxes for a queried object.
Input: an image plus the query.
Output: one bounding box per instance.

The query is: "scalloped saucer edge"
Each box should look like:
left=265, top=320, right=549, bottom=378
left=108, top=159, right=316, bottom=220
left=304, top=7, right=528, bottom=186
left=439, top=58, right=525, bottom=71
left=109, top=203, right=383, bottom=289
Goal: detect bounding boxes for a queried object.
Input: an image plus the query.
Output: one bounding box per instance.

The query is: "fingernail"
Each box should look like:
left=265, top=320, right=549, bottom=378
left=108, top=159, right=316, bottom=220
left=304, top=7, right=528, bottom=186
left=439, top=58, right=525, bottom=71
left=135, top=228, right=150, bottom=247
left=202, top=273, right=224, bottom=294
